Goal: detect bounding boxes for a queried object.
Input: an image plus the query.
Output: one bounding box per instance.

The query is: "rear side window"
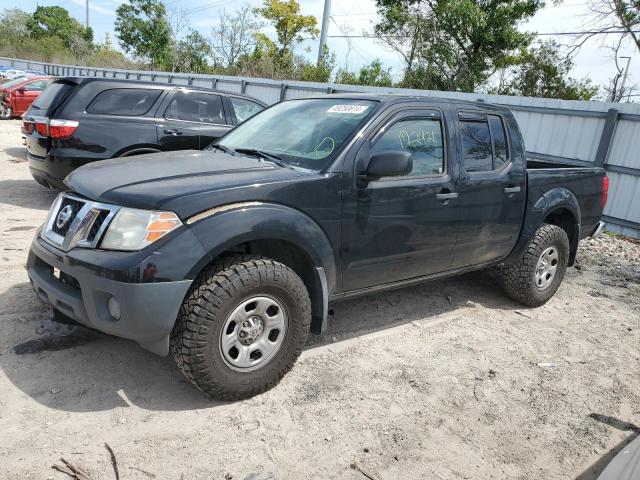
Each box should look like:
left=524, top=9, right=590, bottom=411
left=460, top=113, right=509, bottom=173
left=30, top=81, right=73, bottom=113
left=165, top=91, right=225, bottom=124
left=87, top=88, right=161, bottom=116
left=229, top=97, right=264, bottom=123
left=371, top=116, right=445, bottom=176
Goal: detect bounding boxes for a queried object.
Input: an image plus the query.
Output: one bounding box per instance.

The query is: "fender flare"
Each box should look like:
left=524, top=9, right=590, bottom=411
left=186, top=202, right=338, bottom=332
left=117, top=146, right=161, bottom=157
left=505, top=187, right=581, bottom=265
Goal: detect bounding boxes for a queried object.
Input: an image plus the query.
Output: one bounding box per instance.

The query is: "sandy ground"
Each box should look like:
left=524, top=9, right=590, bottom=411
left=0, top=119, right=639, bottom=480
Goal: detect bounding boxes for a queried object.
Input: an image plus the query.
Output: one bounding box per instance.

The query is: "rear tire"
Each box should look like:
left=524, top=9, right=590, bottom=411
left=501, top=224, right=570, bottom=307
left=170, top=256, right=311, bottom=400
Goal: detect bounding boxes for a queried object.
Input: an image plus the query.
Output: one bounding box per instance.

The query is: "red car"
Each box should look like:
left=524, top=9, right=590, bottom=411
left=1, top=76, right=53, bottom=119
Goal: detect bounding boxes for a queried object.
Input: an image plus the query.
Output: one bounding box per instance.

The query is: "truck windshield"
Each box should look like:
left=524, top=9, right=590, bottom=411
left=213, top=98, right=377, bottom=171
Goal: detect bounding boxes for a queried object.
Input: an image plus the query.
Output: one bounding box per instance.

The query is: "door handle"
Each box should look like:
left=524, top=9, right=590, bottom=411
left=436, top=192, right=459, bottom=200
left=504, top=186, right=521, bottom=194
left=163, top=129, right=182, bottom=136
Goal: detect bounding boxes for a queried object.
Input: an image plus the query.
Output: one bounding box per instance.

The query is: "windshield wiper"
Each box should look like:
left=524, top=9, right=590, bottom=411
left=210, top=144, right=235, bottom=155
left=234, top=148, right=291, bottom=169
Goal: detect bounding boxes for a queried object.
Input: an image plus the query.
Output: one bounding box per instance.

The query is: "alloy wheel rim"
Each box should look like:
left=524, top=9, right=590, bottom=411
left=534, top=246, right=559, bottom=290
left=219, top=295, right=287, bottom=371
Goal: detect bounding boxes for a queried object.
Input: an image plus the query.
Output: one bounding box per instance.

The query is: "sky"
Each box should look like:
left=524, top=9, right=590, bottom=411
left=3, top=0, right=638, bottom=96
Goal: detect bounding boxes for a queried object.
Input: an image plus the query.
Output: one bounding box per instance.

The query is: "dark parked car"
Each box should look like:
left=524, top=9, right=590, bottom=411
left=27, top=94, right=607, bottom=400
left=22, top=77, right=266, bottom=189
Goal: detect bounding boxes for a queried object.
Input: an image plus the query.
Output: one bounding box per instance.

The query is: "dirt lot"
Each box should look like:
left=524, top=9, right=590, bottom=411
left=0, top=119, right=639, bottom=480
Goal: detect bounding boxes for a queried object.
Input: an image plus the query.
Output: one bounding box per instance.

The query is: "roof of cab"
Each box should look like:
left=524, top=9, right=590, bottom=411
left=309, top=92, right=511, bottom=113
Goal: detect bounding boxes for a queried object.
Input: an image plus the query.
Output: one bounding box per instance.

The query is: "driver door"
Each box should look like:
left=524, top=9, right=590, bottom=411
left=341, top=109, right=460, bottom=292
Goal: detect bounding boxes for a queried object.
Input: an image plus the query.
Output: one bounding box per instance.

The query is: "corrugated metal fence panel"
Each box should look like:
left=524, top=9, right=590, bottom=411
left=608, top=119, right=640, bottom=169
left=2, top=56, right=640, bottom=237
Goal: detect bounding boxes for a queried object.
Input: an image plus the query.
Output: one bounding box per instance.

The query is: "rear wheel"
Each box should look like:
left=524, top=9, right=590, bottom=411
left=170, top=256, right=311, bottom=400
left=501, top=223, right=570, bottom=307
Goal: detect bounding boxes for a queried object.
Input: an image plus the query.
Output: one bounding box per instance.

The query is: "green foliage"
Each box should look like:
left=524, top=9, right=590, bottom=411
left=494, top=40, right=599, bottom=100
left=171, top=29, right=212, bottom=74
left=114, top=0, right=172, bottom=68
left=254, top=0, right=319, bottom=58
left=27, top=6, right=93, bottom=56
left=335, top=60, right=393, bottom=87
left=299, top=50, right=335, bottom=82
left=374, top=0, right=543, bottom=92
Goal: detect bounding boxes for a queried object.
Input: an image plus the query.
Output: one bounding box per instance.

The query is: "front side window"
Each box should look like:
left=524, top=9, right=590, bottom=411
left=370, top=117, right=445, bottom=177
left=461, top=113, right=510, bottom=173
left=216, top=98, right=377, bottom=171
left=25, top=80, right=51, bottom=91
left=165, top=92, right=225, bottom=124
left=229, top=97, right=264, bottom=123
left=87, top=88, right=161, bottom=116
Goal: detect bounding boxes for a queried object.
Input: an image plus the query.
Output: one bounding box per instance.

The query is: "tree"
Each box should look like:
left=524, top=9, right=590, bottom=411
left=335, top=59, right=393, bottom=87
left=586, top=0, right=639, bottom=53
left=254, top=0, right=319, bottom=59
left=373, top=0, right=543, bottom=92
left=26, top=6, right=93, bottom=55
left=0, top=8, right=30, bottom=41
left=493, top=41, right=598, bottom=100
left=115, top=0, right=172, bottom=68
left=210, top=6, right=262, bottom=69
left=172, top=29, right=212, bottom=73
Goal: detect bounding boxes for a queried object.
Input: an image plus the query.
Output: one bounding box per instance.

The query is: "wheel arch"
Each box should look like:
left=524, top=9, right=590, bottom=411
left=505, top=186, right=581, bottom=266
left=186, top=203, right=337, bottom=334
left=117, top=146, right=161, bottom=157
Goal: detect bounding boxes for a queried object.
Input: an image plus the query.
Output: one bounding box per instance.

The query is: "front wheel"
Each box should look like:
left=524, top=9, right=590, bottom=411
left=170, top=256, right=311, bottom=400
left=500, top=223, right=570, bottom=307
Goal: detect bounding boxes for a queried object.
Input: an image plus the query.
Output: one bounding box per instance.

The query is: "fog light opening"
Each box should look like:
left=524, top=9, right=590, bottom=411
left=108, top=296, right=121, bottom=320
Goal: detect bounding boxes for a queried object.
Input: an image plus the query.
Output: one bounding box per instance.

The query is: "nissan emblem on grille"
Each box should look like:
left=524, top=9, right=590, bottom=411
left=56, top=205, right=74, bottom=229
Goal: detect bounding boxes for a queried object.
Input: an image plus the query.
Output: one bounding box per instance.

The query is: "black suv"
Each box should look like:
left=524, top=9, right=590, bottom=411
left=22, top=77, right=266, bottom=189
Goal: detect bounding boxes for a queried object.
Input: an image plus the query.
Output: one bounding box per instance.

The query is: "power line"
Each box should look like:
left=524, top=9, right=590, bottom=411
left=312, top=30, right=640, bottom=39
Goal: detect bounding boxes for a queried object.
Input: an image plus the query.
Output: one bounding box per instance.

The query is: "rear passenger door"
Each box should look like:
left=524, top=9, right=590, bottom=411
left=451, top=111, right=526, bottom=268
left=196, top=92, right=233, bottom=147
left=157, top=90, right=206, bottom=151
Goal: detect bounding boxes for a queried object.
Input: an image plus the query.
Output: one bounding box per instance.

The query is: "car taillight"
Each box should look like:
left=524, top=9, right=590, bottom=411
left=601, top=175, right=609, bottom=209
left=49, top=119, right=79, bottom=139
left=34, top=120, right=49, bottom=136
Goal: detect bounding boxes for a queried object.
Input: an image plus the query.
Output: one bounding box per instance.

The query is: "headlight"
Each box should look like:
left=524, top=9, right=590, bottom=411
left=100, top=208, right=182, bottom=251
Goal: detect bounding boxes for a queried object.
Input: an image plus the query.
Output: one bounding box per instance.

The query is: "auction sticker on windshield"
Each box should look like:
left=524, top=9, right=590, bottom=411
left=327, top=104, right=369, bottom=114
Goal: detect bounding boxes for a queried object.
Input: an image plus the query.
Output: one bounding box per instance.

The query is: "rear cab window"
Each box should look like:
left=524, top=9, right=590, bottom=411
left=459, top=111, right=510, bottom=173
left=87, top=88, right=161, bottom=116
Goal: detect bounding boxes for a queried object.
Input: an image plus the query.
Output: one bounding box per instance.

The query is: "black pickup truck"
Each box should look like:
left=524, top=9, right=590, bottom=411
left=27, top=94, right=608, bottom=399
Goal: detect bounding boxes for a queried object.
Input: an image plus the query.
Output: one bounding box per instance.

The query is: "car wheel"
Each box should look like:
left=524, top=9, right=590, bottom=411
left=500, top=223, right=570, bottom=307
left=0, top=105, right=11, bottom=120
left=170, top=255, right=311, bottom=400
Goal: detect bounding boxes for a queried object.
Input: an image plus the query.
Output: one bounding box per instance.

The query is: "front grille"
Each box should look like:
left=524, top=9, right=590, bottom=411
left=43, top=193, right=120, bottom=252
left=87, top=210, right=110, bottom=242
left=51, top=197, right=85, bottom=237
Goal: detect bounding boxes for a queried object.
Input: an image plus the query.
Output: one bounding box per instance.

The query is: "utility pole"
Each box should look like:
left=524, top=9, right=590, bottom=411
left=317, top=0, right=331, bottom=65
left=619, top=56, right=631, bottom=102
left=86, top=0, right=89, bottom=29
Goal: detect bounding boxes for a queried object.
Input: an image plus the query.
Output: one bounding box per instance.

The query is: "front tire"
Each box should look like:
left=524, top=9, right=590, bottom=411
left=170, top=256, right=311, bottom=400
left=501, top=224, right=570, bottom=307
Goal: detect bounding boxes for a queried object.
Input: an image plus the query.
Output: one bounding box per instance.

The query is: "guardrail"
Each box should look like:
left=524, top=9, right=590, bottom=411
left=3, top=56, right=640, bottom=238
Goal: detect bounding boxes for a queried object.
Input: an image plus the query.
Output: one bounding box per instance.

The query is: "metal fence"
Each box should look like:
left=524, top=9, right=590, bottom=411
left=5, top=56, right=640, bottom=238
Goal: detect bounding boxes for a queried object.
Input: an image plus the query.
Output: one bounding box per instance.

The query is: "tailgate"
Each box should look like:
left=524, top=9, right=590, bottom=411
left=23, top=79, right=76, bottom=159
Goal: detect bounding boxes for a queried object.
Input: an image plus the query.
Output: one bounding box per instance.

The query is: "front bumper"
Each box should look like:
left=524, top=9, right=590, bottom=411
left=27, top=236, right=192, bottom=355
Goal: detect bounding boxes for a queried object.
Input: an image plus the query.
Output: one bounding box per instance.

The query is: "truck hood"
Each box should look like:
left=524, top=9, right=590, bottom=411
left=66, top=150, right=311, bottom=215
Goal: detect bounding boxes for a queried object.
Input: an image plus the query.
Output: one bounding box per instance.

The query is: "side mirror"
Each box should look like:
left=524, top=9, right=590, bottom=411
left=364, top=151, right=413, bottom=179
left=15, top=87, right=26, bottom=93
